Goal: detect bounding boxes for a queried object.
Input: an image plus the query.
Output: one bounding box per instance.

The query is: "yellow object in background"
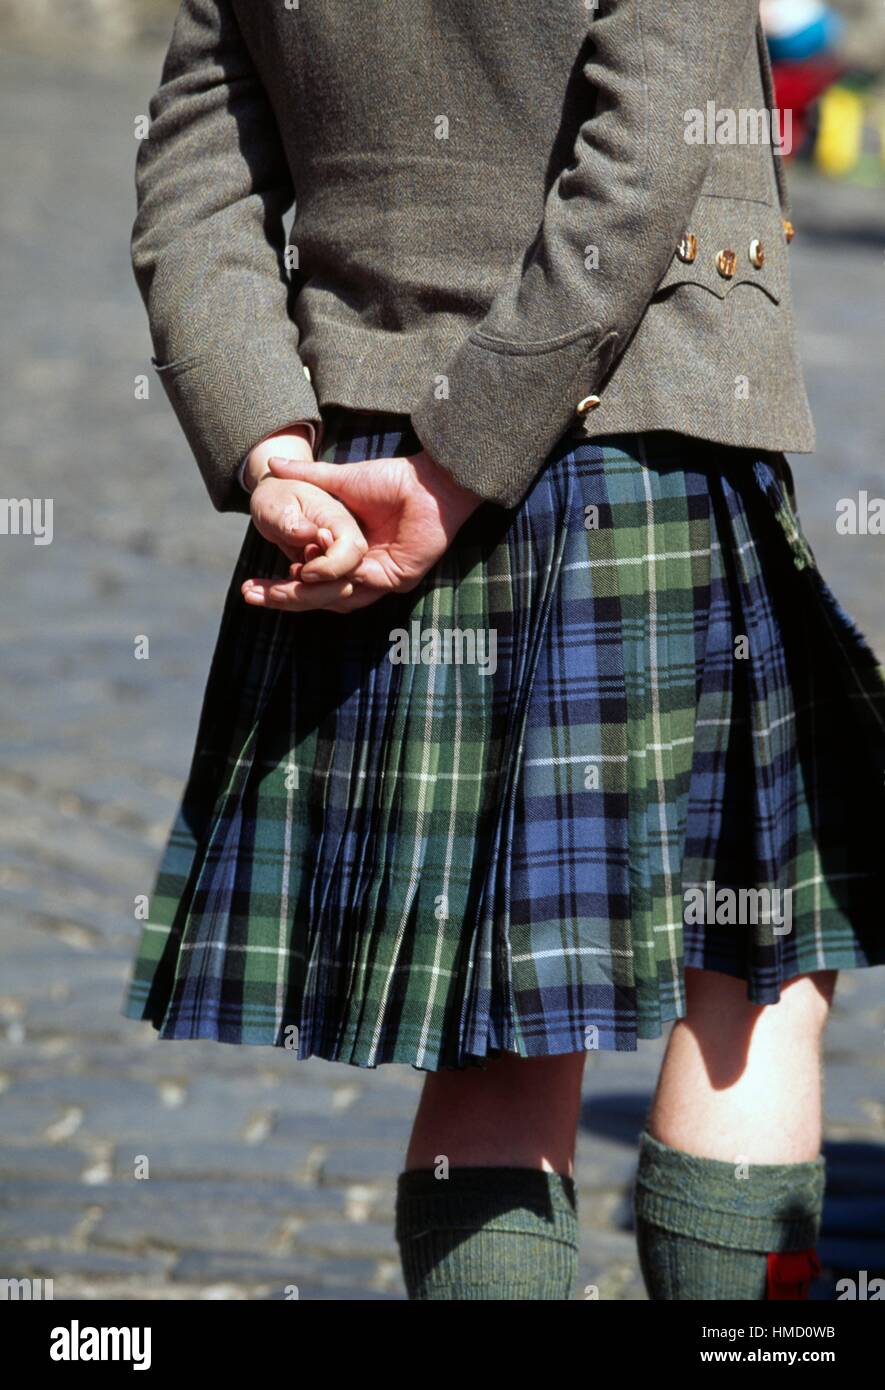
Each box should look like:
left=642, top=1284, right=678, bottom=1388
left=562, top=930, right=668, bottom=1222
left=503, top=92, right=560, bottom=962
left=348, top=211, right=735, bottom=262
left=814, top=85, right=864, bottom=174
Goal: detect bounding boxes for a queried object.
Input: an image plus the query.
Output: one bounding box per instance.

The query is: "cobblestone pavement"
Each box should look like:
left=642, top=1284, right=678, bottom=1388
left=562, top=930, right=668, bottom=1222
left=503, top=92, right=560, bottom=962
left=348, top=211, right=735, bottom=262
left=1, top=45, right=883, bottom=1301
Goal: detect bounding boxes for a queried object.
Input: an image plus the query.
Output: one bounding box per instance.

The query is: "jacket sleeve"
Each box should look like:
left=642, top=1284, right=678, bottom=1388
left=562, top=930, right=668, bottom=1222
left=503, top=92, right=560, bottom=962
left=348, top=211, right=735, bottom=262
left=411, top=0, right=765, bottom=508
left=131, top=0, right=320, bottom=513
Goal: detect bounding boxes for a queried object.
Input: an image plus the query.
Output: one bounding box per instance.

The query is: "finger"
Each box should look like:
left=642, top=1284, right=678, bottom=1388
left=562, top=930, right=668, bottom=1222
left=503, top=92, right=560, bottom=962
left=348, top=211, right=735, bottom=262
left=324, top=585, right=388, bottom=613
left=299, top=529, right=367, bottom=583
left=267, top=455, right=354, bottom=501
left=254, top=523, right=318, bottom=566
left=288, top=539, right=331, bottom=578
left=242, top=576, right=355, bottom=612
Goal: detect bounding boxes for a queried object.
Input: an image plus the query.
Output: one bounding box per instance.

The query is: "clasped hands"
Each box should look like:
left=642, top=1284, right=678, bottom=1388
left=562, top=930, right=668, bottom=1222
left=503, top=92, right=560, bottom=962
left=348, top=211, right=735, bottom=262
left=241, top=427, right=482, bottom=614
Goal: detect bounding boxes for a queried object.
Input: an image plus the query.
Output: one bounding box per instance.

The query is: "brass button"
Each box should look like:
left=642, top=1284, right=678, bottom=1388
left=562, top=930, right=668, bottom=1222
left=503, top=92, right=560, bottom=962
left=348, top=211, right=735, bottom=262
left=676, top=233, right=698, bottom=264
left=783, top=218, right=795, bottom=243
left=715, top=249, right=737, bottom=279
left=576, top=395, right=601, bottom=414
left=749, top=238, right=765, bottom=268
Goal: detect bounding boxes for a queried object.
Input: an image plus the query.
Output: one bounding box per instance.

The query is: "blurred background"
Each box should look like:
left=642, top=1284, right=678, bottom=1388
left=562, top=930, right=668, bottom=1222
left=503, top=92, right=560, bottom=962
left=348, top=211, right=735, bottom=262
left=0, top=0, right=883, bottom=1300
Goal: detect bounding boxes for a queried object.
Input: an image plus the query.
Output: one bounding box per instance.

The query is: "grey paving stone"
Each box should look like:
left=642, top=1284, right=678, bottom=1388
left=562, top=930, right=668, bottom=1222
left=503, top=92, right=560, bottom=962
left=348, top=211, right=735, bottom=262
left=272, top=1284, right=401, bottom=1301
left=171, top=1249, right=379, bottom=1292
left=0, top=1178, right=347, bottom=1217
left=0, top=1100, right=68, bottom=1143
left=11, top=1249, right=171, bottom=1281
left=591, top=1190, right=632, bottom=1233
left=578, top=1229, right=646, bottom=1301
left=0, top=955, right=119, bottom=1002
left=579, top=1085, right=653, bottom=1149
left=91, top=1203, right=284, bottom=1255
left=0, top=1207, right=82, bottom=1244
left=293, top=1221, right=397, bottom=1260
left=0, top=1147, right=86, bottom=1181
left=574, top=1137, right=639, bottom=1194
left=1, top=921, right=120, bottom=962
left=20, top=999, right=135, bottom=1042
left=109, top=1140, right=316, bottom=1184
left=5, top=1075, right=158, bottom=1109
left=826, top=1015, right=885, bottom=1058
left=822, top=1063, right=885, bottom=1128
left=186, top=1074, right=342, bottom=1112
left=7, top=1074, right=274, bottom=1145
left=80, top=1098, right=262, bottom=1146
left=37, top=1039, right=294, bottom=1081
left=344, top=1089, right=420, bottom=1119
left=7, top=1092, right=264, bottom=1150
left=1, top=805, right=156, bottom=895
left=319, top=1149, right=401, bottom=1187
left=585, top=1045, right=666, bottom=1081
left=271, top=1111, right=412, bottom=1145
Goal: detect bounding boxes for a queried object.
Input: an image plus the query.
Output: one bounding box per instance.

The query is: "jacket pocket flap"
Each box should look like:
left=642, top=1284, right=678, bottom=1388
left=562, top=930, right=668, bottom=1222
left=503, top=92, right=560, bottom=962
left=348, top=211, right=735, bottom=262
left=653, top=196, right=787, bottom=304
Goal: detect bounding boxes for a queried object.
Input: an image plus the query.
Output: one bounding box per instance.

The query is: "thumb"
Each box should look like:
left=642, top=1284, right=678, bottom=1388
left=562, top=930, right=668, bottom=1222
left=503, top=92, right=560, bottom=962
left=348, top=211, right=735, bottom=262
left=267, top=455, right=352, bottom=501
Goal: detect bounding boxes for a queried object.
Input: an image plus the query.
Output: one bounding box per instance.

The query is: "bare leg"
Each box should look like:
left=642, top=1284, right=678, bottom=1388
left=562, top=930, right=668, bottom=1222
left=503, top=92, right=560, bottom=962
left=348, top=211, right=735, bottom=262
left=649, top=966, right=838, bottom=1163
left=405, top=1050, right=587, bottom=1174
left=632, top=968, right=836, bottom=1299
left=398, top=1051, right=587, bottom=1299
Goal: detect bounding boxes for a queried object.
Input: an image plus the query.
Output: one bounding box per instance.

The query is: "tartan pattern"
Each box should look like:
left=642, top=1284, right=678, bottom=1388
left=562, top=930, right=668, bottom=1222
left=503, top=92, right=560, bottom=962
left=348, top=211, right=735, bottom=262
left=123, top=412, right=885, bottom=1068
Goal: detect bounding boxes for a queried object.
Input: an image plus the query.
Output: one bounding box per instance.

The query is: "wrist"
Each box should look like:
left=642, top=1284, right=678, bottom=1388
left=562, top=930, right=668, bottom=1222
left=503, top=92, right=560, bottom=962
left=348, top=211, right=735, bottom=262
left=244, top=424, right=316, bottom=494
left=243, top=455, right=276, bottom=495
left=413, top=448, right=482, bottom=522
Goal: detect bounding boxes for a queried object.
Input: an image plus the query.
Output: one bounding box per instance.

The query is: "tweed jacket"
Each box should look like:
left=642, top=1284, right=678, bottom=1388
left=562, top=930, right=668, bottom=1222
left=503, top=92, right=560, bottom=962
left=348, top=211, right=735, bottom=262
left=132, top=0, right=815, bottom=514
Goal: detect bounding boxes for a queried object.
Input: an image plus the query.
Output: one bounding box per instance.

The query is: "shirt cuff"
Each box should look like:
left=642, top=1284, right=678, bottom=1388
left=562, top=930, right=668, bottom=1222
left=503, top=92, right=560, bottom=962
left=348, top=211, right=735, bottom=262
left=237, top=420, right=319, bottom=493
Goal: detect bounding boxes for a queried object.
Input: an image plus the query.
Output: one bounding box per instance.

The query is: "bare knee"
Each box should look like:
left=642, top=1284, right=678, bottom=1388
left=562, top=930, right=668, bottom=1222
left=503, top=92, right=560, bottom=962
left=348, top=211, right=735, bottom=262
left=650, top=969, right=838, bottom=1161
left=406, top=1050, right=587, bottom=1174
left=681, top=967, right=837, bottom=1058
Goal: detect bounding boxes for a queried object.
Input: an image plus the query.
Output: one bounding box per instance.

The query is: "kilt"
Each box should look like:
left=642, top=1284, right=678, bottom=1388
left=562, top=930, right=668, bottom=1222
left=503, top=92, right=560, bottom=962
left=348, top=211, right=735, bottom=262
left=123, top=410, right=885, bottom=1068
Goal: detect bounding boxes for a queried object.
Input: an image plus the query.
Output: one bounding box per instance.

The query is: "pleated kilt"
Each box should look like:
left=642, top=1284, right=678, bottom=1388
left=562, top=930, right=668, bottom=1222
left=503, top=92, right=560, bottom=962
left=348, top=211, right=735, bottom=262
left=123, top=409, right=885, bottom=1068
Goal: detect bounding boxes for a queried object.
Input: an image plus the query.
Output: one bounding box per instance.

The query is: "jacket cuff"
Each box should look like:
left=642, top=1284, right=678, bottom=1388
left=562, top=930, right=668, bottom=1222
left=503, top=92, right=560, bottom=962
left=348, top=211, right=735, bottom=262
left=152, top=337, right=321, bottom=513
left=410, top=327, right=620, bottom=509
left=236, top=419, right=319, bottom=493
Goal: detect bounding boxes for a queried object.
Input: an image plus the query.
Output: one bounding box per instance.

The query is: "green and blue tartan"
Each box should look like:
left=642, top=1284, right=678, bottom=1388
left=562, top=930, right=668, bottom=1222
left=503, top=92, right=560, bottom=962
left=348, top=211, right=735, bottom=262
left=123, top=411, right=885, bottom=1069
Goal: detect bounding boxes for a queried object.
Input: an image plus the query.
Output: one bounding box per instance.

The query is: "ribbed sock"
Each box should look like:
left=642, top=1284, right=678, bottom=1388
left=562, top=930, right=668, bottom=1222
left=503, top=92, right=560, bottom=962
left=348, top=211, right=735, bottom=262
left=634, top=1131, right=825, bottom=1300
left=395, top=1166, right=578, bottom=1300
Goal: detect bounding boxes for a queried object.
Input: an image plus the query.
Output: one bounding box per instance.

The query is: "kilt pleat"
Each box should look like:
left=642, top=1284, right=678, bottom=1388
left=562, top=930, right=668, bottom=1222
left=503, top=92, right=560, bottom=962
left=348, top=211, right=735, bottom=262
left=123, top=411, right=885, bottom=1068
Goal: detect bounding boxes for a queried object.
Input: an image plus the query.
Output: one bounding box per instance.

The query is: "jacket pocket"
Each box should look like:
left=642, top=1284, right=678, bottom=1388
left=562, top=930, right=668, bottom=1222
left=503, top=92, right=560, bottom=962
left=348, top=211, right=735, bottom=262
left=150, top=353, right=204, bottom=378
left=653, top=195, right=787, bottom=305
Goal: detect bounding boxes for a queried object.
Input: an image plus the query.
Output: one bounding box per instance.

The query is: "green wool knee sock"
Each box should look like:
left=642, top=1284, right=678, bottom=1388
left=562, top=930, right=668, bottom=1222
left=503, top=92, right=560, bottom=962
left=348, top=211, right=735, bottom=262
left=395, top=1167, right=578, bottom=1301
left=634, top=1131, right=825, bottom=1301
